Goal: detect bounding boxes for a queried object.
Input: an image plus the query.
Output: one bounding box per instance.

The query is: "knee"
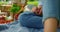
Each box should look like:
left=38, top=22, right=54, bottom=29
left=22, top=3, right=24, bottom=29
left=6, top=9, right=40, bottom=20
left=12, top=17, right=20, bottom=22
left=45, top=18, right=58, bottom=21
left=44, top=17, right=59, bottom=25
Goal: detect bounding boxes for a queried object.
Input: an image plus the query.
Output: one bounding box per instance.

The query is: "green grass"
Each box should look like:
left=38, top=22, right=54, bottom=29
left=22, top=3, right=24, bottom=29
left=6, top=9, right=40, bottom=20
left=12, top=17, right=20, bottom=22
left=0, top=2, right=3, bottom=5
left=0, top=2, right=8, bottom=5
left=27, top=1, right=38, bottom=6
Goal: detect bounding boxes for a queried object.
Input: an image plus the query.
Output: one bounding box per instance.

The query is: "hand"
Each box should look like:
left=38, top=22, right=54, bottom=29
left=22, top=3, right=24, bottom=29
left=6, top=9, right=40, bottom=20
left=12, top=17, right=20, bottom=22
left=14, top=14, right=19, bottom=20
left=32, top=6, right=42, bottom=15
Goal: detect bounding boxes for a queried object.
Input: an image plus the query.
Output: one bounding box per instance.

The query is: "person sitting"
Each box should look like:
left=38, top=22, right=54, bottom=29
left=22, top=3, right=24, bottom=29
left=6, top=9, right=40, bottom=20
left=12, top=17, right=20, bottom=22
left=18, top=4, right=43, bottom=29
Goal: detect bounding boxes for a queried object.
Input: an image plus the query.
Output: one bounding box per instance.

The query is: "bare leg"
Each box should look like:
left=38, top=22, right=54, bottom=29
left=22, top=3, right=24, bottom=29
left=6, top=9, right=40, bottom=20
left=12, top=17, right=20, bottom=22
left=42, top=0, right=59, bottom=32
left=44, top=18, right=58, bottom=32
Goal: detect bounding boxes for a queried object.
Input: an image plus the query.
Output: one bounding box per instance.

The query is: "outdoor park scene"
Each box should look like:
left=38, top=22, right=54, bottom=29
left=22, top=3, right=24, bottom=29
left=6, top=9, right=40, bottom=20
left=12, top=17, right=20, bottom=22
left=0, top=0, right=38, bottom=24
left=0, top=0, right=60, bottom=32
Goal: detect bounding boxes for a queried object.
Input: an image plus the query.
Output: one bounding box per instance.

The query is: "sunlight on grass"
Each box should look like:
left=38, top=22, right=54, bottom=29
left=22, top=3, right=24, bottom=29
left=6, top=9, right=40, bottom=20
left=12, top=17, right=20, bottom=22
left=0, top=2, right=8, bottom=5
left=27, top=1, right=38, bottom=6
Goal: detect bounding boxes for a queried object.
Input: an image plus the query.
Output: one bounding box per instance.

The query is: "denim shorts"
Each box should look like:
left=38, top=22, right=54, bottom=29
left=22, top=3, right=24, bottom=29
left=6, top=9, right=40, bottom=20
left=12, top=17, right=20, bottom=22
left=42, top=0, right=60, bottom=24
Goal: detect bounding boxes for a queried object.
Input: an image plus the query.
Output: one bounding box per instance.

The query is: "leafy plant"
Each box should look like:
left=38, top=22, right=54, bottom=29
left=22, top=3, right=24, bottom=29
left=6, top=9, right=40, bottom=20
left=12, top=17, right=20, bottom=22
left=10, top=4, right=21, bottom=14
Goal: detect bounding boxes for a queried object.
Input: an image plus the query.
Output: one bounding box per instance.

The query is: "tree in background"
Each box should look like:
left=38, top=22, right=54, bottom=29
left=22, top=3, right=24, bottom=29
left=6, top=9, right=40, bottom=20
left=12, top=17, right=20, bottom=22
left=29, top=0, right=34, bottom=1
left=0, top=0, right=9, bottom=2
left=6, top=0, right=9, bottom=1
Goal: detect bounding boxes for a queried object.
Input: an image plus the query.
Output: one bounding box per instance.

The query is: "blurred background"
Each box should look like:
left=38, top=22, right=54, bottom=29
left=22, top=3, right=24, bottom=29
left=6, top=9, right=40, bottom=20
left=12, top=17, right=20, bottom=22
left=0, top=0, right=38, bottom=5
left=0, top=0, right=39, bottom=24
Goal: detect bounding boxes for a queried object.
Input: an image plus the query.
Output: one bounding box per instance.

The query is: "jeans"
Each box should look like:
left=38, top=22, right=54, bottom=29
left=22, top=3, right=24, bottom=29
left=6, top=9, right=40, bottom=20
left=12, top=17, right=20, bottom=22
left=18, top=11, right=43, bottom=29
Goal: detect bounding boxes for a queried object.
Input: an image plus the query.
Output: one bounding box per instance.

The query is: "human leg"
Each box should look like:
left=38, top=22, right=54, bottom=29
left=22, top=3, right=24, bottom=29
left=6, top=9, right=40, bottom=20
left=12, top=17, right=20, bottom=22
left=42, top=0, right=59, bottom=32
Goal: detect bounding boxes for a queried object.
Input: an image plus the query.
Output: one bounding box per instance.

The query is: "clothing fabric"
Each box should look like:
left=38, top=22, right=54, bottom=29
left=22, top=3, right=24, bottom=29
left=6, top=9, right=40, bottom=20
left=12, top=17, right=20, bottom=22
left=42, top=0, right=60, bottom=24
left=0, top=19, right=60, bottom=32
left=0, top=14, right=60, bottom=32
left=18, top=11, right=43, bottom=29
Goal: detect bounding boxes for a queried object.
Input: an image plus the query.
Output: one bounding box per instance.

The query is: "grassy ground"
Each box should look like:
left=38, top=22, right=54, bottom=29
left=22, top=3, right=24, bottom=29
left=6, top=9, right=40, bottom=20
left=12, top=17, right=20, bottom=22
left=0, top=2, right=8, bottom=5
left=27, top=1, right=38, bottom=6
